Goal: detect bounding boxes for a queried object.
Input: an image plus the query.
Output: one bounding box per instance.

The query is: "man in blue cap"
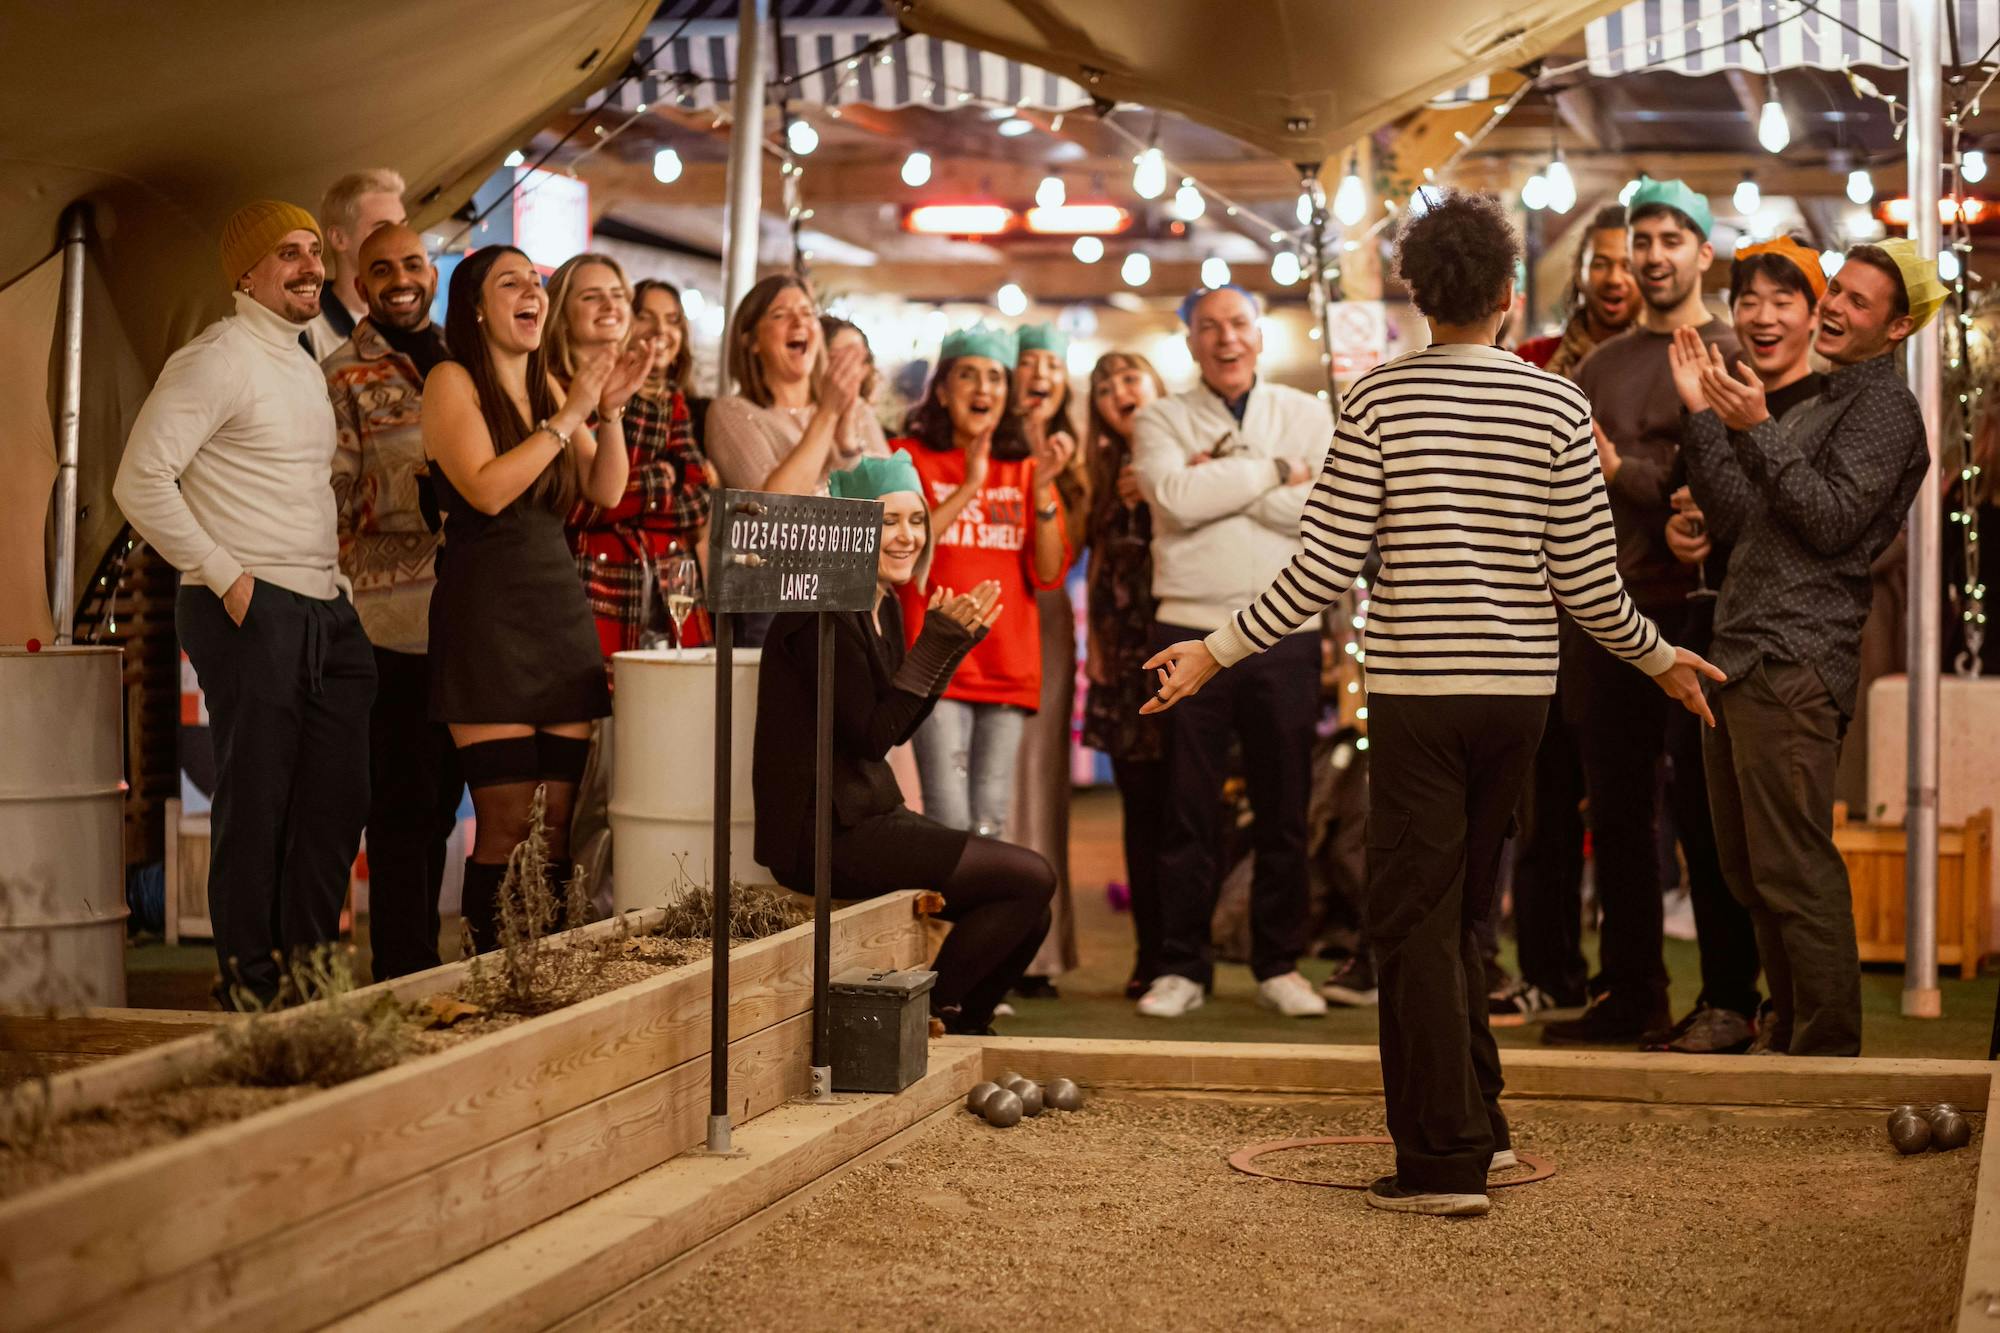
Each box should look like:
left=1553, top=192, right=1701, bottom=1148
left=1544, top=179, right=1763, bottom=1053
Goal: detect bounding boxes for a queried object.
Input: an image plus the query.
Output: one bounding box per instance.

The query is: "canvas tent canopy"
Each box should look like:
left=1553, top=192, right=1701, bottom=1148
left=0, top=0, right=657, bottom=644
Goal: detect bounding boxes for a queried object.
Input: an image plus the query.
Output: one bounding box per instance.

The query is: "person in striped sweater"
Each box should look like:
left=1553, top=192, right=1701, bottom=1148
left=1144, top=189, right=1722, bottom=1217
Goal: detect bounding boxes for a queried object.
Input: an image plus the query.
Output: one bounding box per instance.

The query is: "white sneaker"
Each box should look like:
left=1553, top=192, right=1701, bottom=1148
left=1136, top=974, right=1205, bottom=1018
left=1489, top=1148, right=1519, bottom=1173
left=1257, top=971, right=1329, bottom=1018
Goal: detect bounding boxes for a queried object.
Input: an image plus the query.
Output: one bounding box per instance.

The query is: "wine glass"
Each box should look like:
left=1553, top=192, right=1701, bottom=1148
left=660, top=555, right=700, bottom=659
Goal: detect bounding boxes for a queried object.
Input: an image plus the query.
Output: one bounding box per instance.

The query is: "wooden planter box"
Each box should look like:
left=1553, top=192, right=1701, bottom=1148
left=0, top=892, right=928, bottom=1333
left=1838, top=807, right=1993, bottom=979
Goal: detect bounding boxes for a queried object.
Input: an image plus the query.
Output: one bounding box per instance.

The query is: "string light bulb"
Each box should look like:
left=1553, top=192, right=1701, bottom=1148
left=1172, top=179, right=1206, bottom=221
left=1072, top=235, right=1104, bottom=264
left=1036, top=174, right=1065, bottom=209
left=1271, top=251, right=1301, bottom=285
left=1619, top=179, right=1642, bottom=206
left=1333, top=164, right=1367, bottom=227
left=996, top=283, right=1028, bottom=317
left=1757, top=82, right=1790, bottom=153
left=1939, top=249, right=1961, bottom=282
left=901, top=151, right=932, bottom=187
left=1545, top=156, right=1576, bottom=214
left=1200, top=256, right=1231, bottom=288
left=1121, top=251, right=1152, bottom=286
left=1734, top=174, right=1761, bottom=215
left=652, top=148, right=683, bottom=185
left=1964, top=150, right=1989, bottom=184
left=1132, top=147, right=1167, bottom=199
left=786, top=119, right=819, bottom=156
left=1521, top=173, right=1551, bottom=211
left=1846, top=168, right=1874, bottom=204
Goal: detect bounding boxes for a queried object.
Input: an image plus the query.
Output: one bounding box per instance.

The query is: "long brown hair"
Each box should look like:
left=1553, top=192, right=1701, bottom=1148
left=726, top=273, right=825, bottom=407
left=442, top=245, right=576, bottom=513
left=542, top=252, right=632, bottom=384
left=634, top=278, right=694, bottom=393
left=1085, top=351, right=1167, bottom=534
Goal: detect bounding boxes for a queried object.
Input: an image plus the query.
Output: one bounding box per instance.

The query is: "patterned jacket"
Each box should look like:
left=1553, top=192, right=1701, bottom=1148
left=325, top=319, right=445, bottom=653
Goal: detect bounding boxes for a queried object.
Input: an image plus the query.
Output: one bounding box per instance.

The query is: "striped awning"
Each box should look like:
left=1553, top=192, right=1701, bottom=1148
left=1586, top=0, right=2000, bottom=76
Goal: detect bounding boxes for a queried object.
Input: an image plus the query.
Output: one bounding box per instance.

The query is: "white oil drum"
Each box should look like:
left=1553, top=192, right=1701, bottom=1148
left=609, top=647, right=773, bottom=913
left=0, top=645, right=128, bottom=1006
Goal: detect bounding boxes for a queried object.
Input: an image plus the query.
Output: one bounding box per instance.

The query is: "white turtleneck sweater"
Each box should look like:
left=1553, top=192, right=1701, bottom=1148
left=115, top=291, right=346, bottom=600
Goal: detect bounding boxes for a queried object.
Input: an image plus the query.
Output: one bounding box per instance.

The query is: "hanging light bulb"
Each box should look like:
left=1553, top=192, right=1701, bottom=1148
left=1619, top=179, right=1642, bottom=206
left=1036, top=174, right=1066, bottom=209
left=1819, top=249, right=1845, bottom=277
left=1846, top=168, right=1874, bottom=204
left=1200, top=256, right=1231, bottom=288
left=901, top=151, right=933, bottom=187
left=1333, top=166, right=1367, bottom=227
left=1072, top=235, right=1104, bottom=264
left=1121, top=251, right=1152, bottom=286
left=1734, top=175, right=1762, bottom=215
left=652, top=148, right=683, bottom=185
left=996, top=283, right=1029, bottom=317
left=1939, top=249, right=1962, bottom=282
left=1271, top=251, right=1301, bottom=285
left=1964, top=150, right=1989, bottom=184
left=1132, top=147, right=1167, bottom=199
left=1296, top=192, right=1315, bottom=226
left=1521, top=173, right=1551, bottom=211
left=1172, top=179, right=1206, bottom=221
left=787, top=119, right=819, bottom=156
left=1757, top=84, right=1790, bottom=153
left=1545, top=157, right=1576, bottom=214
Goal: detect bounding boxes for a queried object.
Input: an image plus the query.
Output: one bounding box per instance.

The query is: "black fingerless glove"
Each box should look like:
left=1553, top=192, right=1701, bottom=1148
left=891, top=615, right=977, bottom=697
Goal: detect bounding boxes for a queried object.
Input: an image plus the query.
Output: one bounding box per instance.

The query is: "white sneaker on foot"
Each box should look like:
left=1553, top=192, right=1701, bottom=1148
left=1136, top=974, right=1205, bottom=1018
left=1258, top=971, right=1329, bottom=1018
left=1489, top=1148, right=1519, bottom=1173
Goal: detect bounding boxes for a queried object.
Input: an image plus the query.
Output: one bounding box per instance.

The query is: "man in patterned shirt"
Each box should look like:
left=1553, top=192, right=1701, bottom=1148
left=1670, top=238, right=1944, bottom=1056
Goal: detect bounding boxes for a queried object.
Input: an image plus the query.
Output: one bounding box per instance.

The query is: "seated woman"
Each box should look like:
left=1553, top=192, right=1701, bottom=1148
left=751, top=453, right=1054, bottom=1035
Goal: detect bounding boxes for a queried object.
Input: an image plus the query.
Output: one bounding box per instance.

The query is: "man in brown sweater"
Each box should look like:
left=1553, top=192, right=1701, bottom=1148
left=1544, top=179, right=1761, bottom=1051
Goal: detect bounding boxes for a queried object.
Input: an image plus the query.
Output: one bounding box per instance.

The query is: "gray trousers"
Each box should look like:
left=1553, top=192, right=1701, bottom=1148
left=1704, top=660, right=1860, bottom=1056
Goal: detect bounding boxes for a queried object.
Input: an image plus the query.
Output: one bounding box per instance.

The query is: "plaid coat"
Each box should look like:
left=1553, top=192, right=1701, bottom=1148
left=568, top=389, right=713, bottom=658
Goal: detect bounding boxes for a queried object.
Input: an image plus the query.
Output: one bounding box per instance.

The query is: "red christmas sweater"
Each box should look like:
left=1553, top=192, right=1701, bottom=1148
left=892, top=440, right=1071, bottom=711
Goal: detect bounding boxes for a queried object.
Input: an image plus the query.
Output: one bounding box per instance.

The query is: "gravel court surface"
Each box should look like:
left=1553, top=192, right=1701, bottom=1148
left=622, top=1091, right=1978, bottom=1333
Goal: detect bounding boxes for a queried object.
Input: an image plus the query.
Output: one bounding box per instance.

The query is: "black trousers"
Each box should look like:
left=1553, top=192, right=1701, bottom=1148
left=1153, top=623, right=1317, bottom=984
left=178, top=580, right=375, bottom=1004
left=1111, top=754, right=1169, bottom=985
left=1705, top=661, right=1860, bottom=1055
left=1509, top=693, right=1588, bottom=1001
left=1571, top=605, right=1759, bottom=1016
left=1367, top=693, right=1545, bottom=1196
left=364, top=648, right=464, bottom=981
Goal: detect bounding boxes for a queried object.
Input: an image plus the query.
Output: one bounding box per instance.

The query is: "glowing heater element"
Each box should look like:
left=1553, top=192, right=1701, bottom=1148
left=1881, top=196, right=1989, bottom=227
left=904, top=203, right=1013, bottom=236
left=1024, top=204, right=1132, bottom=235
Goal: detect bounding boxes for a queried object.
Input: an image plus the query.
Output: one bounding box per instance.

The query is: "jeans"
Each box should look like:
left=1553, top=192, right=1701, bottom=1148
left=911, top=699, right=1028, bottom=837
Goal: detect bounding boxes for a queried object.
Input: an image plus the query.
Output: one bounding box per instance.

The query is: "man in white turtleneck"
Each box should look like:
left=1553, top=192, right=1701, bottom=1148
left=114, top=199, right=376, bottom=1007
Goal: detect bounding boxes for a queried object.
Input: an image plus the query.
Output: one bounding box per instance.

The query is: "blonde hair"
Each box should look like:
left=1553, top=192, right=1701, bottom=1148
left=542, top=252, right=634, bottom=384
left=319, top=169, right=407, bottom=237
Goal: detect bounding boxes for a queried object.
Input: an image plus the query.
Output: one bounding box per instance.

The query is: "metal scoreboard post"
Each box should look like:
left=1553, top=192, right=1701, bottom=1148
left=701, top=490, right=881, bottom=1153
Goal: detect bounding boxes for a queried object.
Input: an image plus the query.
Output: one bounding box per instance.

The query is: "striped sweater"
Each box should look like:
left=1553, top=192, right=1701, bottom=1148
left=1204, top=343, right=1676, bottom=695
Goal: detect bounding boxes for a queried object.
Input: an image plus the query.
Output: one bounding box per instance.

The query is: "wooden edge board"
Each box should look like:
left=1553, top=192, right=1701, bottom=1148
left=331, top=1043, right=986, bottom=1333
left=62, top=1013, right=821, bottom=1333
left=0, top=894, right=923, bottom=1331
left=0, top=1009, right=234, bottom=1059
left=1960, top=1070, right=2000, bottom=1331
left=969, top=1037, right=1998, bottom=1110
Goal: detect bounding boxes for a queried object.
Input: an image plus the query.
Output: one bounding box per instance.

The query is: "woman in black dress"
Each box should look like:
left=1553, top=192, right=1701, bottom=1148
left=423, top=245, right=649, bottom=949
left=752, top=452, right=1054, bottom=1034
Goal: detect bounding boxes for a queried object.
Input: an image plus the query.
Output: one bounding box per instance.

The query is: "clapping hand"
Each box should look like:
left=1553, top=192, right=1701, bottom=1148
left=1029, top=426, right=1078, bottom=489
left=601, top=336, right=655, bottom=415
left=824, top=342, right=869, bottom=412
left=566, top=348, right=616, bottom=421
left=927, top=580, right=1003, bottom=632
left=1696, top=343, right=1769, bottom=431
left=1667, top=327, right=1711, bottom=414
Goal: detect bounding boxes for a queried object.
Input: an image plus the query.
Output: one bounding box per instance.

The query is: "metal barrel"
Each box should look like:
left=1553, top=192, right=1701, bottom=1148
left=0, top=645, right=128, bottom=1006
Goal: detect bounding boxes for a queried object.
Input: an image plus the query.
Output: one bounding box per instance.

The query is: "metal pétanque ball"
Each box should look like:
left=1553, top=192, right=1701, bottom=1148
left=1890, top=1113, right=1934, bottom=1154
left=982, top=1088, right=1024, bottom=1128
left=965, top=1081, right=1002, bottom=1115
left=1007, top=1078, right=1044, bottom=1116
left=1927, top=1103, right=1962, bottom=1127
left=1932, top=1111, right=1973, bottom=1152
left=996, top=1070, right=1025, bottom=1088
left=1888, top=1104, right=1920, bottom=1130
left=1044, top=1077, right=1084, bottom=1112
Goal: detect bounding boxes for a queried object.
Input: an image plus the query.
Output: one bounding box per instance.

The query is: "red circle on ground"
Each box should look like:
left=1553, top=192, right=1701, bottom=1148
left=1227, top=1135, right=1557, bottom=1190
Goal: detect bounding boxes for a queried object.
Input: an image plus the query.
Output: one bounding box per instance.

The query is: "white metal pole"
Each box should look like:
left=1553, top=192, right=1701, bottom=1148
left=1903, top=0, right=1943, bottom=1019
left=51, top=204, right=87, bottom=644
left=719, top=0, right=769, bottom=393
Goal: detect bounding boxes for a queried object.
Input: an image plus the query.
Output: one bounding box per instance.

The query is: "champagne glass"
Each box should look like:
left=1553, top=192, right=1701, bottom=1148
left=660, top=555, right=700, bottom=659
left=1683, top=514, right=1718, bottom=604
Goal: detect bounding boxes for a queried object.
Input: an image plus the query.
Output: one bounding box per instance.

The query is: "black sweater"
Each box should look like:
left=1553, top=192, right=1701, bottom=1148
left=752, top=598, right=977, bottom=877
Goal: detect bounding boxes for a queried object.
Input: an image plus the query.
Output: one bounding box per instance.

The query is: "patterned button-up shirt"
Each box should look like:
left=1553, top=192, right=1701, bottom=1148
left=1681, top=351, right=1930, bottom=715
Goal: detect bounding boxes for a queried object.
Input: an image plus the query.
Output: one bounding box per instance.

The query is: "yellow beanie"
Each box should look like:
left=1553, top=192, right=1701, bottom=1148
left=1872, top=237, right=1949, bottom=331
left=220, top=200, right=321, bottom=286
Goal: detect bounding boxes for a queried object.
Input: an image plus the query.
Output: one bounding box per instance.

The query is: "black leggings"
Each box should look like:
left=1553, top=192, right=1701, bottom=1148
left=931, top=836, right=1055, bottom=1032
left=456, top=731, right=592, bottom=950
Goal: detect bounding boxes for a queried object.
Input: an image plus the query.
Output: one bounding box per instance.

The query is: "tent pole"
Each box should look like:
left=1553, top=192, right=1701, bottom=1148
left=1903, top=0, right=1943, bottom=1020
left=719, top=0, right=769, bottom=387
left=51, top=203, right=87, bottom=645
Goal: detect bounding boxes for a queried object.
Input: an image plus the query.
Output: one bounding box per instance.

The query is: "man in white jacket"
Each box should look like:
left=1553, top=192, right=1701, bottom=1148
left=1129, top=286, right=1330, bottom=1018
left=114, top=200, right=375, bottom=1006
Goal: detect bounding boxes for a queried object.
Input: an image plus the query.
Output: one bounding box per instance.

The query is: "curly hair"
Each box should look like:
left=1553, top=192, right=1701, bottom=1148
left=1393, top=188, right=1521, bottom=327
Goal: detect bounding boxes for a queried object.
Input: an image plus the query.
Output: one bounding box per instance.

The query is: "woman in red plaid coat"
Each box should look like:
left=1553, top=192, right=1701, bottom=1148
left=567, top=276, right=714, bottom=657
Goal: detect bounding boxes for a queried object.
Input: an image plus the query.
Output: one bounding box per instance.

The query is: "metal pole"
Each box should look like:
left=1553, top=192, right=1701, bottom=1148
left=51, top=204, right=88, bottom=644
left=1903, top=0, right=1943, bottom=1020
left=707, top=611, right=736, bottom=1149
left=809, top=611, right=835, bottom=1099
left=719, top=0, right=769, bottom=390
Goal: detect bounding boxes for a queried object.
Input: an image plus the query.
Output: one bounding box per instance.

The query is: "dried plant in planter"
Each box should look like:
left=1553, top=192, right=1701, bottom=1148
left=214, top=947, right=409, bottom=1089
left=654, top=882, right=808, bottom=942
left=461, top=784, right=619, bottom=1016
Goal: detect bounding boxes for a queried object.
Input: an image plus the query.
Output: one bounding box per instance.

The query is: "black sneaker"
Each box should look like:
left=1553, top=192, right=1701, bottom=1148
left=1363, top=1175, right=1490, bottom=1217
left=1745, top=999, right=1788, bottom=1055
left=1489, top=981, right=1576, bottom=1027
left=1643, top=1003, right=1755, bottom=1054
left=1320, top=953, right=1378, bottom=1006
left=1541, top=991, right=1670, bottom=1046
left=1014, top=976, right=1060, bottom=1000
